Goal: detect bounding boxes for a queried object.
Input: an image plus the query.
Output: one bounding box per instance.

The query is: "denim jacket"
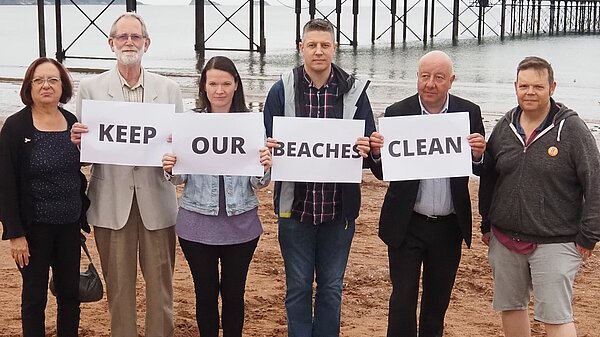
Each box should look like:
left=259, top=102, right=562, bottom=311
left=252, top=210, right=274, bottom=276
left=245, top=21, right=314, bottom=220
left=169, top=171, right=271, bottom=216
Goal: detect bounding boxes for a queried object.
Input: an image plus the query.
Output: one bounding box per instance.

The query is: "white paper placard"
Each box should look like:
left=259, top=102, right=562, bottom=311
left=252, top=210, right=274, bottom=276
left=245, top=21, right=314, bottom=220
left=171, top=112, right=265, bottom=176
left=379, top=112, right=472, bottom=181
left=80, top=100, right=175, bottom=166
left=271, top=117, right=365, bottom=183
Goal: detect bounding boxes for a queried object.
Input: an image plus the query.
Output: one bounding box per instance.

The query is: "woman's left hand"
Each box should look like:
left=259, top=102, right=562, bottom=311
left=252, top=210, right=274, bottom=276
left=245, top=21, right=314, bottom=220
left=260, top=146, right=272, bottom=171
left=10, top=236, right=29, bottom=268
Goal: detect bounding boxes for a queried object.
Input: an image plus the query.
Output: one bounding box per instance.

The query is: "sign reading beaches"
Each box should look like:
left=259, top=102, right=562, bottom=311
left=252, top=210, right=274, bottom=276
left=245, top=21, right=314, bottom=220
left=271, top=117, right=365, bottom=183
left=378, top=112, right=473, bottom=181
left=80, top=100, right=174, bottom=167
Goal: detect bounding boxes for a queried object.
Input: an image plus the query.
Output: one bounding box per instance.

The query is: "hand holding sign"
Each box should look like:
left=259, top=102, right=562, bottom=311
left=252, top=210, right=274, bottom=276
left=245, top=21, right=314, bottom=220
left=162, top=153, right=177, bottom=174
left=259, top=146, right=272, bottom=171
left=70, top=122, right=88, bottom=146
left=467, top=133, right=486, bottom=161
left=369, top=131, right=384, bottom=158
left=355, top=136, right=371, bottom=158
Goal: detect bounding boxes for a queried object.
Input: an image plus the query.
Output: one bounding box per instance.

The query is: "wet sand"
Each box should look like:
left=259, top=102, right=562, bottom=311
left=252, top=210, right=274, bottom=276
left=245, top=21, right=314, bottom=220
left=0, top=174, right=599, bottom=337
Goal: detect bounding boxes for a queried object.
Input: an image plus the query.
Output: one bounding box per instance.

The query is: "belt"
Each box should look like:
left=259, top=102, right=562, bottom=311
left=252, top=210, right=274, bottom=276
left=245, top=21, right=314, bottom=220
left=412, top=211, right=456, bottom=222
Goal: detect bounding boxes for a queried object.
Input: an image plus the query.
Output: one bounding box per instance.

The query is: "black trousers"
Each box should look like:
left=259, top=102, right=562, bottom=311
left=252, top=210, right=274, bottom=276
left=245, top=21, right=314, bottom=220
left=19, top=221, right=81, bottom=337
left=386, top=214, right=462, bottom=337
left=179, top=236, right=259, bottom=337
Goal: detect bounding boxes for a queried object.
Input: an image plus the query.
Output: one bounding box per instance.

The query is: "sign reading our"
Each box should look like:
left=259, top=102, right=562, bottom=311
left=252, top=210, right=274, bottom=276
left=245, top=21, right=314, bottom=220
left=172, top=112, right=265, bottom=176
left=378, top=112, right=472, bottom=181
left=272, top=117, right=365, bottom=183
left=80, top=100, right=174, bottom=166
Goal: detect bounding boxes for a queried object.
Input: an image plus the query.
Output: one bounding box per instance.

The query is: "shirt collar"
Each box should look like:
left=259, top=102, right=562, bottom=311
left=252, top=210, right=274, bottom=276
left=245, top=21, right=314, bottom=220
left=303, top=68, right=335, bottom=89
left=418, top=93, right=450, bottom=115
left=117, top=68, right=144, bottom=90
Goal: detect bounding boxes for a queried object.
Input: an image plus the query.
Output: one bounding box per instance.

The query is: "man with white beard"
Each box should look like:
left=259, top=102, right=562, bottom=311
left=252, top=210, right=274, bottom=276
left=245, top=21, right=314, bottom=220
left=70, top=13, right=183, bottom=337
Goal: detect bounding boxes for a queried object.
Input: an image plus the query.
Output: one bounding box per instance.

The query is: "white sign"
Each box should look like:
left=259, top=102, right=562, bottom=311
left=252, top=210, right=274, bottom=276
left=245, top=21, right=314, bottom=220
left=272, top=117, right=365, bottom=183
left=379, top=112, right=472, bottom=181
left=80, top=100, right=175, bottom=166
left=171, top=112, right=265, bottom=176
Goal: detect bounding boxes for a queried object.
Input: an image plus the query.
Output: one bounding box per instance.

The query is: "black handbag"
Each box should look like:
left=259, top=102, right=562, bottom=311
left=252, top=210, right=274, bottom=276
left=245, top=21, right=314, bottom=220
left=49, top=235, right=104, bottom=303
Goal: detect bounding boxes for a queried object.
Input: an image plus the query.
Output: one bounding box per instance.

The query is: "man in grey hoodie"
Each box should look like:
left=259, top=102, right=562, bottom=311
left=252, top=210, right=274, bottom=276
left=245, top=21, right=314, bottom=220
left=479, top=56, right=600, bottom=337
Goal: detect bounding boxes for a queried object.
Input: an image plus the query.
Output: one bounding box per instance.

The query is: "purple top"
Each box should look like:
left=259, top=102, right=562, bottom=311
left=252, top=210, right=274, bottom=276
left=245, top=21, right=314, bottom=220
left=175, top=176, right=262, bottom=245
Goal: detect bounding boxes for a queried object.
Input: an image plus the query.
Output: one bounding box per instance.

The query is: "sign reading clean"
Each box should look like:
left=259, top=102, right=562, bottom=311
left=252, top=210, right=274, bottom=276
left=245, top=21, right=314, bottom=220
left=379, top=112, right=472, bottom=181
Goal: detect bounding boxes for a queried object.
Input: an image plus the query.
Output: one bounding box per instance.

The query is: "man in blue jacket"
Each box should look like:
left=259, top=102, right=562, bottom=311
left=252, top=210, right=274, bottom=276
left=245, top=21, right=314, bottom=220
left=263, top=18, right=375, bottom=337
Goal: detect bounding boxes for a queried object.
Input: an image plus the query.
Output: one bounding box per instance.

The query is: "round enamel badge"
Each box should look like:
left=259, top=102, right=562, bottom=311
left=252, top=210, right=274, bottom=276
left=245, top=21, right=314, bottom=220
left=547, top=146, right=559, bottom=157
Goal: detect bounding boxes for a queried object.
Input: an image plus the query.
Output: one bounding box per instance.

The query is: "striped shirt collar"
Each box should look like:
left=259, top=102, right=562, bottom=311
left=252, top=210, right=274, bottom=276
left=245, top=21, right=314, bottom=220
left=117, top=68, right=144, bottom=90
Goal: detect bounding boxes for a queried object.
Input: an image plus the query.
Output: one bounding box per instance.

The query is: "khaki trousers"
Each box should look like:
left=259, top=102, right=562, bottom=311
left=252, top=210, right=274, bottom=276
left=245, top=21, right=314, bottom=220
left=94, top=195, right=176, bottom=337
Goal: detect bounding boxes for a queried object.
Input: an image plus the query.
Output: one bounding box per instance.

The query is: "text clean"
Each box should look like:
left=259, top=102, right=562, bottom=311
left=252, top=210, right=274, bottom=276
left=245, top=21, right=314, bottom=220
left=378, top=112, right=472, bottom=181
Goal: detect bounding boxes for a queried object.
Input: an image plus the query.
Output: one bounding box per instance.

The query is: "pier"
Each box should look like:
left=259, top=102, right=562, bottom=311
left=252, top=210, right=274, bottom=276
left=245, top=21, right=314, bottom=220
left=35, top=0, right=599, bottom=62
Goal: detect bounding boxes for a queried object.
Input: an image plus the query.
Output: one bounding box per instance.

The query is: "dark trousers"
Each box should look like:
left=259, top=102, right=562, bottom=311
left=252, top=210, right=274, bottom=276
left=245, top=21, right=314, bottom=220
left=19, top=222, right=81, bottom=337
left=387, top=214, right=462, bottom=337
left=179, top=236, right=259, bottom=337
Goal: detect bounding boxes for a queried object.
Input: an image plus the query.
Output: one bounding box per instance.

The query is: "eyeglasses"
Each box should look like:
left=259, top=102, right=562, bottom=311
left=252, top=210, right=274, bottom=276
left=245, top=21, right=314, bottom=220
left=32, top=77, right=61, bottom=87
left=112, top=33, right=145, bottom=43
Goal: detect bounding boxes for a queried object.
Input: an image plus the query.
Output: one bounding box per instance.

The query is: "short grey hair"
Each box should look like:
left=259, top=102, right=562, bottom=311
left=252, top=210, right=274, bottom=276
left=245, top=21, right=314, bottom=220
left=110, top=12, right=149, bottom=38
left=302, top=18, right=335, bottom=42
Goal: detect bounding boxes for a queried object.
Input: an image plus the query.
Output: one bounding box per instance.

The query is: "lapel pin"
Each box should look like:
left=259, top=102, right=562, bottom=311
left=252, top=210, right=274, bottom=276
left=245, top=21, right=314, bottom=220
left=547, top=146, right=558, bottom=157
left=24, top=138, right=31, bottom=143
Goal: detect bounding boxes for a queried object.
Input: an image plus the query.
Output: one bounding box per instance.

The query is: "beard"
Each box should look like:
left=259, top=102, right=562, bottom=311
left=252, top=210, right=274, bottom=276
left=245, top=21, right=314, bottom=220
left=115, top=47, right=144, bottom=66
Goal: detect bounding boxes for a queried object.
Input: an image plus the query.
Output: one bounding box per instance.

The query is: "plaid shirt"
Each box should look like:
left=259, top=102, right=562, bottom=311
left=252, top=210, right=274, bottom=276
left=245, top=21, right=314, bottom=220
left=291, top=69, right=342, bottom=225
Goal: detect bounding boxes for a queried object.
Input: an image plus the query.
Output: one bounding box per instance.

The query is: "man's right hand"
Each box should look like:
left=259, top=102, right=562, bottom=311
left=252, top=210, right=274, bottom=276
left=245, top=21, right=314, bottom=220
left=70, top=122, right=89, bottom=146
left=162, top=153, right=177, bottom=174
left=369, top=132, right=384, bottom=158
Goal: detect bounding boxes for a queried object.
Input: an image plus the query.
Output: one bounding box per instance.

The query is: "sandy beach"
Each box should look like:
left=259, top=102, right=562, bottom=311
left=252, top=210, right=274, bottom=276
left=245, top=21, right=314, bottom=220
left=0, top=172, right=599, bottom=336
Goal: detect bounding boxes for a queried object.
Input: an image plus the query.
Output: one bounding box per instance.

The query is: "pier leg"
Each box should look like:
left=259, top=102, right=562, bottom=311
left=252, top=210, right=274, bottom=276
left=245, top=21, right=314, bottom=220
left=37, top=0, right=46, bottom=58
left=295, top=0, right=301, bottom=47
left=55, top=0, right=64, bottom=62
left=452, top=0, right=460, bottom=44
left=372, top=0, right=376, bottom=44
left=423, top=0, right=429, bottom=46
left=194, top=0, right=205, bottom=59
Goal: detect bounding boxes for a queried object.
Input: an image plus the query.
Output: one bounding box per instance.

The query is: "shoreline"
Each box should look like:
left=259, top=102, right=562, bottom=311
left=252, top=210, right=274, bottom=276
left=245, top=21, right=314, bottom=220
left=1, top=74, right=599, bottom=147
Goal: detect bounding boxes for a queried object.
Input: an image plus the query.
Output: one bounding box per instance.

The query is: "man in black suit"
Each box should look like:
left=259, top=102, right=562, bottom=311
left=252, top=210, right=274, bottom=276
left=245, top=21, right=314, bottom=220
left=369, top=50, right=486, bottom=337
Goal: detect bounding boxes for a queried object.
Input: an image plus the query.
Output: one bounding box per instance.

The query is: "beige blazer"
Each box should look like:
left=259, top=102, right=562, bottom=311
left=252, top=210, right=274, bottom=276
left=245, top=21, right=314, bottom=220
left=76, top=67, right=183, bottom=230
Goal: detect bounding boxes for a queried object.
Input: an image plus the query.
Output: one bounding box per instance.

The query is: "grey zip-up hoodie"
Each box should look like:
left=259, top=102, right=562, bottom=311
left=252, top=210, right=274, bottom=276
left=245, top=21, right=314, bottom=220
left=479, top=103, right=600, bottom=250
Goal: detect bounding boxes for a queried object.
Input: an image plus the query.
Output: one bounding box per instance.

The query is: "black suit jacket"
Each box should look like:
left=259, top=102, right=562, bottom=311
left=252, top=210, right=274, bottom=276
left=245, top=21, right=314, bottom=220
left=371, top=93, right=485, bottom=249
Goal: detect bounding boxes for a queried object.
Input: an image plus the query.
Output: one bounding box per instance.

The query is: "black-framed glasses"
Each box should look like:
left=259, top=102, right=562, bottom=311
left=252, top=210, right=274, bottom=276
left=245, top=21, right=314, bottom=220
left=112, top=33, right=145, bottom=43
left=32, top=77, right=61, bottom=87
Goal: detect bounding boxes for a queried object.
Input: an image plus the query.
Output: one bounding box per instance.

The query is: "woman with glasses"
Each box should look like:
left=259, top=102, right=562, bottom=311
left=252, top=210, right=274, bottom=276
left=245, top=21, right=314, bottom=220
left=162, top=56, right=272, bottom=337
left=0, top=57, right=89, bottom=337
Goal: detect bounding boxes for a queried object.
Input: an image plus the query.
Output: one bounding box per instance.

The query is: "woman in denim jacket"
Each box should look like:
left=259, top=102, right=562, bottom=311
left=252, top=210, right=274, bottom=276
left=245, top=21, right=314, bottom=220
left=162, top=56, right=272, bottom=337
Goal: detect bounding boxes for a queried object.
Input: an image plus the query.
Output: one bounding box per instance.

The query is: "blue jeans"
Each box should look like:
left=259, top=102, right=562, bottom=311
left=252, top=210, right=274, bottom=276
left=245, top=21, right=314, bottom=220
left=278, top=217, right=355, bottom=337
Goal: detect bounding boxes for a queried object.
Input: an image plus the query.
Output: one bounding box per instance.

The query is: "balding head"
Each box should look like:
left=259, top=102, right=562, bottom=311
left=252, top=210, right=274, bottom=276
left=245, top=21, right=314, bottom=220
left=418, top=51, right=454, bottom=77
left=417, top=50, right=455, bottom=113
